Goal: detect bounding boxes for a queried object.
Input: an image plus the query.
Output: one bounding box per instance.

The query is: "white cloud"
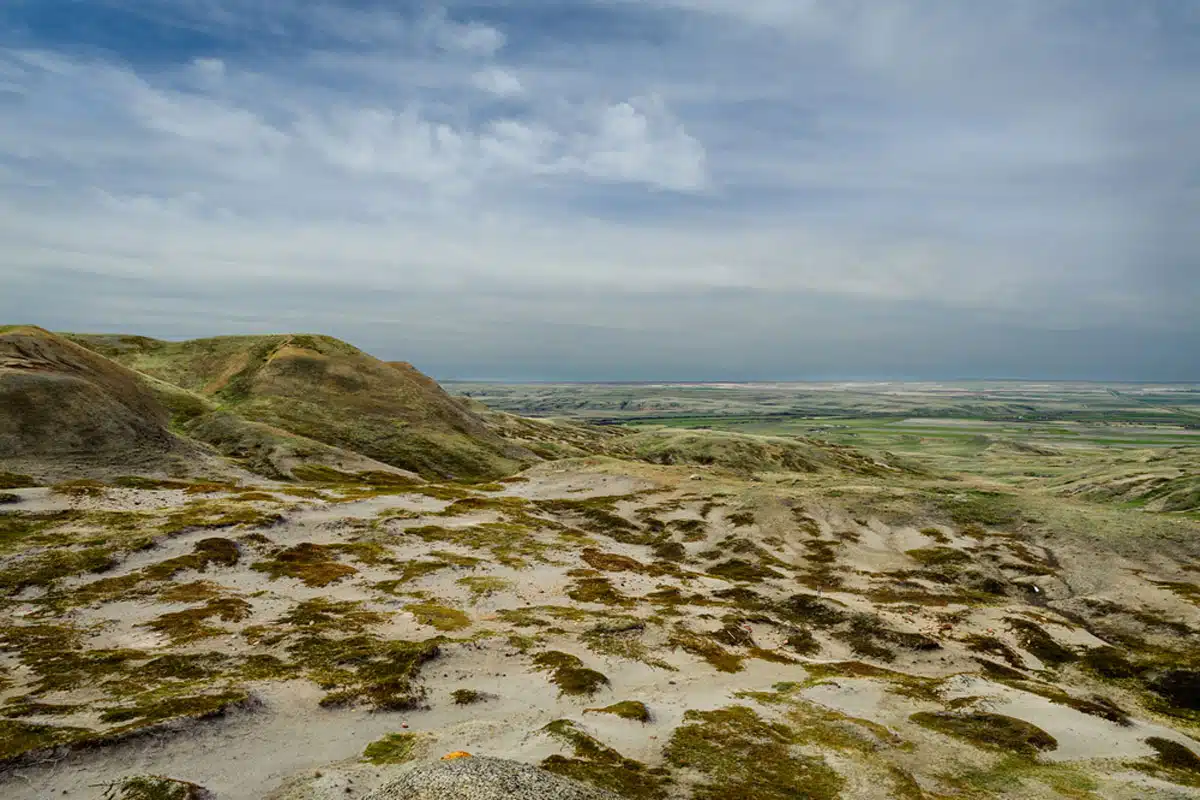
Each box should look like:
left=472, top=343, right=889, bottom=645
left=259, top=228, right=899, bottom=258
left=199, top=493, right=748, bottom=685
left=472, top=67, right=524, bottom=97
left=571, top=96, right=709, bottom=192
left=430, top=12, right=506, bottom=56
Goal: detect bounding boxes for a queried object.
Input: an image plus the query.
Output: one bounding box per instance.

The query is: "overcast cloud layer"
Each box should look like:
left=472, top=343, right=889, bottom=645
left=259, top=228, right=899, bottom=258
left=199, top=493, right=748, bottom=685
left=1, top=1, right=1197, bottom=380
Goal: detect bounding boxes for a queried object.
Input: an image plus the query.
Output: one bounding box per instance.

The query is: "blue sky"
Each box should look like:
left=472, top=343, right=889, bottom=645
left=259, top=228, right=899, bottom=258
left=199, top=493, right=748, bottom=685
left=1, top=1, right=1197, bottom=380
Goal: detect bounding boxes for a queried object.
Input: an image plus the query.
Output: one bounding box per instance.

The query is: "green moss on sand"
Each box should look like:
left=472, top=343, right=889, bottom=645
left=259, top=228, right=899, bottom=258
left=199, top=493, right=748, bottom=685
left=452, top=689, right=484, bottom=705
left=362, top=732, right=425, bottom=765
left=251, top=543, right=357, bottom=587
left=542, top=719, right=668, bottom=800
left=911, top=711, right=1057, bottom=755
left=0, top=472, right=36, bottom=490
left=664, top=706, right=844, bottom=800
left=532, top=651, right=610, bottom=697
left=100, top=775, right=212, bottom=800
left=585, top=700, right=651, bottom=722
left=405, top=602, right=470, bottom=631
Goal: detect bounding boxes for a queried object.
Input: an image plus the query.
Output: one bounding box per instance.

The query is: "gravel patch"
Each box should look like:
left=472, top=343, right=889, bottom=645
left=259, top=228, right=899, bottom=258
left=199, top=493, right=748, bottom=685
left=363, top=756, right=623, bottom=800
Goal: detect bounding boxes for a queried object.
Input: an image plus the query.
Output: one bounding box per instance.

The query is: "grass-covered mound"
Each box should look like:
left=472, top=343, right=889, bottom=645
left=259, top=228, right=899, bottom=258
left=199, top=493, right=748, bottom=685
left=615, top=428, right=904, bottom=476
left=68, top=333, right=536, bottom=481
left=0, top=327, right=199, bottom=472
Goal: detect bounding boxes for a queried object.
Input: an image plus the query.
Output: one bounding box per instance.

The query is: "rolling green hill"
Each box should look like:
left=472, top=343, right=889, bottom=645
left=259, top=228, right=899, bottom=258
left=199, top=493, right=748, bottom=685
left=66, top=333, right=536, bottom=481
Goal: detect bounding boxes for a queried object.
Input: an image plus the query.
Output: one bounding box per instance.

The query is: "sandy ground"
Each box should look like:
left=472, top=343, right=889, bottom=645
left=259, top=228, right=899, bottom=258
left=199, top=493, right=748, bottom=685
left=2, top=465, right=1200, bottom=799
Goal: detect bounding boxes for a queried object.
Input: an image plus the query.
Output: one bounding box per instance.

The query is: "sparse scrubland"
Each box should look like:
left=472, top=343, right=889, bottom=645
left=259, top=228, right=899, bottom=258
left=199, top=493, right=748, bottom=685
left=2, top=326, right=1199, bottom=799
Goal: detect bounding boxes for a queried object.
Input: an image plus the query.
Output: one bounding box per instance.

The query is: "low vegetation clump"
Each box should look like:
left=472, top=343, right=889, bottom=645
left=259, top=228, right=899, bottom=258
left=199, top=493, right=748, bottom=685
left=585, top=700, right=651, bottom=722
left=1140, top=736, right=1200, bottom=788
left=906, top=546, right=972, bottom=567
left=145, top=597, right=253, bottom=644
left=1005, top=618, right=1077, bottom=667
left=452, top=689, right=484, bottom=705
left=964, top=634, right=1025, bottom=669
left=362, top=732, right=425, bottom=765
left=581, top=619, right=675, bottom=670
left=1147, top=669, right=1200, bottom=713
left=99, top=688, right=254, bottom=728
left=664, top=705, right=844, bottom=800
left=1, top=513, right=84, bottom=553
left=99, top=775, right=212, bottom=800
left=0, top=718, right=92, bottom=763
left=582, top=548, right=655, bottom=574
left=0, top=472, right=36, bottom=490
left=251, top=543, right=357, bottom=587
left=159, top=503, right=282, bottom=536
left=707, top=558, right=783, bottom=582
left=456, top=575, right=513, bottom=601
left=144, top=538, right=241, bottom=580
left=298, top=636, right=441, bottom=710
left=531, top=651, right=610, bottom=697
left=405, top=602, right=471, bottom=631
left=568, top=576, right=633, bottom=607
left=51, top=479, right=108, bottom=498
left=667, top=627, right=743, bottom=673
left=535, top=497, right=657, bottom=546
left=0, top=545, right=118, bottom=595
left=541, top=719, right=669, bottom=800
left=402, top=522, right=551, bottom=568
left=910, top=711, right=1057, bottom=755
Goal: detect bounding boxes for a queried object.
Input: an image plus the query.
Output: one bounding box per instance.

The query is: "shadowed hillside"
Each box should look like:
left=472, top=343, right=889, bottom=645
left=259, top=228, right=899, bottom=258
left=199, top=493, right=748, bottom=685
left=68, top=333, right=536, bottom=481
left=0, top=327, right=203, bottom=475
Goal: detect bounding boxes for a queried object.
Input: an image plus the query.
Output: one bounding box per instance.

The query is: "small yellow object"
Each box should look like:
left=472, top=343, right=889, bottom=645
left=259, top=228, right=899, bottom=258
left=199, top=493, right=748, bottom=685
left=442, top=751, right=472, bottom=760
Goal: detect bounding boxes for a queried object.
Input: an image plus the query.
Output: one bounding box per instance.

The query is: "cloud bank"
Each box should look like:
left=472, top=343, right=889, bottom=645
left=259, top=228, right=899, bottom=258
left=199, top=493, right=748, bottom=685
left=0, top=1, right=1196, bottom=379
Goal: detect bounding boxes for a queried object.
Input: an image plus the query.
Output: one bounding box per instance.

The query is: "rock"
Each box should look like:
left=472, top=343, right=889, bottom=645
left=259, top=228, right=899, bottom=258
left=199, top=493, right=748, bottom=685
left=363, top=756, right=622, bottom=800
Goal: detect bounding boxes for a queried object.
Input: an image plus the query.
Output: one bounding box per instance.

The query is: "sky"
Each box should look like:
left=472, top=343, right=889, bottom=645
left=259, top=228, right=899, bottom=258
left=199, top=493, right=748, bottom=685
left=0, top=1, right=1198, bottom=381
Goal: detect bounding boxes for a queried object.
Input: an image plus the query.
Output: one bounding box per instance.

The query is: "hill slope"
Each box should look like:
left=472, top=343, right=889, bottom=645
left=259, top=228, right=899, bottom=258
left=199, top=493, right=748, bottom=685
left=68, top=333, right=535, bottom=481
left=0, top=326, right=208, bottom=477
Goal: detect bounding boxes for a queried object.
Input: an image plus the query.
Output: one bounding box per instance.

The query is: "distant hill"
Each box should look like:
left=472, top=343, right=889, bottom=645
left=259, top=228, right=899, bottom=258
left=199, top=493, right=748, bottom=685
left=1047, top=448, right=1200, bottom=512
left=67, top=333, right=536, bottom=481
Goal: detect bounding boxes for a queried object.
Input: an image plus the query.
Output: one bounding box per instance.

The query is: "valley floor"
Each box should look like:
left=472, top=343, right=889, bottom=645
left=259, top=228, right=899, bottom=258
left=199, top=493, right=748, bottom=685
left=2, top=458, right=1199, bottom=799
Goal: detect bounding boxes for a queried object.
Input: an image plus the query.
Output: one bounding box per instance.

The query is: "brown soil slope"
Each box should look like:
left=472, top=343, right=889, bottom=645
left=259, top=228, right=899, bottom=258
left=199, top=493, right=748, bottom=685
left=0, top=326, right=202, bottom=475
left=70, top=334, right=535, bottom=481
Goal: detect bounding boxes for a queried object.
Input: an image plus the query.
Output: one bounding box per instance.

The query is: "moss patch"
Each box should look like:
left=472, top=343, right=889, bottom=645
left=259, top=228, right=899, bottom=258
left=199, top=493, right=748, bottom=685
left=362, top=732, right=425, bottom=765
left=664, top=705, right=844, bottom=800
left=1140, top=736, right=1200, bottom=788
left=0, top=718, right=93, bottom=762
left=582, top=619, right=675, bottom=670
left=452, top=688, right=484, bottom=705
left=568, top=576, right=633, bottom=607
left=251, top=543, right=357, bottom=587
left=667, top=627, right=743, bottom=673
left=0, top=471, right=35, bottom=490
left=585, top=700, right=651, bottom=722
left=405, top=602, right=470, bottom=631
left=708, top=558, right=784, bottom=582
left=99, top=688, right=253, bottom=727
left=911, top=711, right=1057, bottom=755
left=100, top=775, right=211, bottom=800
left=143, top=538, right=240, bottom=580
left=531, top=651, right=609, bottom=697
left=541, top=719, right=668, bottom=800
left=456, top=575, right=513, bottom=601
left=159, top=503, right=281, bottom=536
left=145, top=597, right=253, bottom=644
left=1006, top=618, right=1077, bottom=667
